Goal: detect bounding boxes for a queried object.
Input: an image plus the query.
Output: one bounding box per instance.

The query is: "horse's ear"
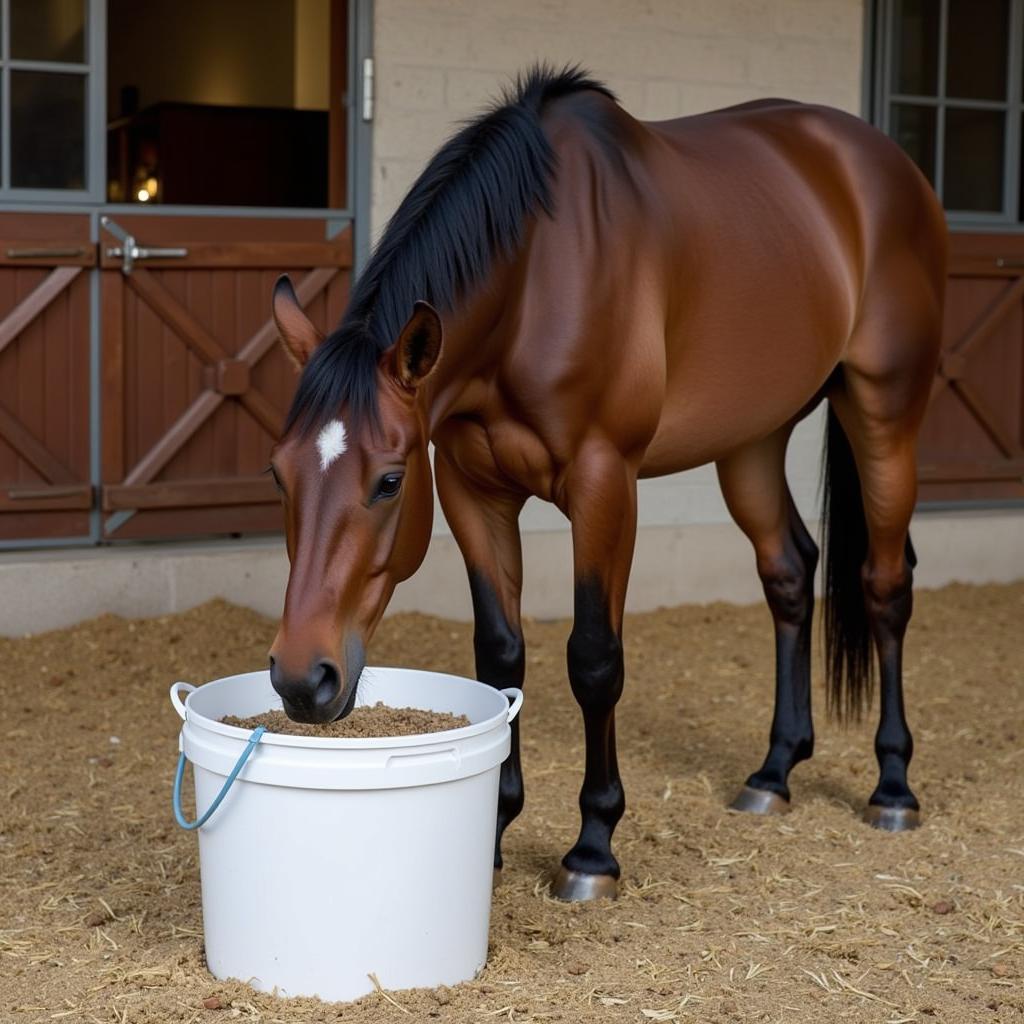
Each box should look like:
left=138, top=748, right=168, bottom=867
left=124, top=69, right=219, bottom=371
left=388, top=301, right=443, bottom=390
left=273, top=275, right=323, bottom=369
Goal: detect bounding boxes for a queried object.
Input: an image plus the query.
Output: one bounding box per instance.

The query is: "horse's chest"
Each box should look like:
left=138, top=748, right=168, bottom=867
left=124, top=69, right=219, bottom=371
left=439, top=415, right=559, bottom=503
left=488, top=421, right=560, bottom=499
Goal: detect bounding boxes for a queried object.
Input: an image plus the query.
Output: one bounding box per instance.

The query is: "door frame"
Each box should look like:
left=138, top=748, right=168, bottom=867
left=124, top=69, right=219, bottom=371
left=0, top=0, right=375, bottom=550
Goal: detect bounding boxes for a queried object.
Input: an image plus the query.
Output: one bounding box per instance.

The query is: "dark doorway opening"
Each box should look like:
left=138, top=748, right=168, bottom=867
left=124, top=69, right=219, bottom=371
left=106, top=0, right=348, bottom=209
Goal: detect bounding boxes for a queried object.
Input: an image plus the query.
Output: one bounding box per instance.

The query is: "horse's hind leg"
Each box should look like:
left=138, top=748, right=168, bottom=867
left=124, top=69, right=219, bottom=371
left=826, top=239, right=941, bottom=829
left=717, top=427, right=818, bottom=813
left=830, top=380, right=923, bottom=830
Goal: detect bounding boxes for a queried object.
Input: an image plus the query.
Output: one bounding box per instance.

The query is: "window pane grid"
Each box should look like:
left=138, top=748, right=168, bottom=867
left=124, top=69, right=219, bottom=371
left=1, top=0, right=9, bottom=190
left=880, top=0, right=1023, bottom=223
left=933, top=0, right=949, bottom=203
left=4, top=60, right=89, bottom=73
left=0, top=0, right=94, bottom=197
left=1007, top=0, right=1024, bottom=219
left=889, top=93, right=1010, bottom=110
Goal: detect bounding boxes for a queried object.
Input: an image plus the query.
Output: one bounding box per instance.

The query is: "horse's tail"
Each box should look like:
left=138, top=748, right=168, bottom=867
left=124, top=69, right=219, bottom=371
left=821, top=402, right=874, bottom=720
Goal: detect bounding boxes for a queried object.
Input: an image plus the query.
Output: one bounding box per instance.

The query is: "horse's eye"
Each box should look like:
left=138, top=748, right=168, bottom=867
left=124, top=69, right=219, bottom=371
left=374, top=473, right=403, bottom=502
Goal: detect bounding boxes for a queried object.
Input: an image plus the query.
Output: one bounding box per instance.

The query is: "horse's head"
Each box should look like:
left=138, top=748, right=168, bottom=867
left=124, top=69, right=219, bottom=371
left=266, top=277, right=442, bottom=722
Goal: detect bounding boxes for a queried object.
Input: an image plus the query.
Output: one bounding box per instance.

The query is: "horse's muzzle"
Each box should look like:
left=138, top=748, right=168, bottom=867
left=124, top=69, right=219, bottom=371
left=269, top=656, right=359, bottom=723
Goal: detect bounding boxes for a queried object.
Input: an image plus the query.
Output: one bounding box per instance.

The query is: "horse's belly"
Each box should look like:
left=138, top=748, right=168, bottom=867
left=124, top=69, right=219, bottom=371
left=639, top=335, right=837, bottom=477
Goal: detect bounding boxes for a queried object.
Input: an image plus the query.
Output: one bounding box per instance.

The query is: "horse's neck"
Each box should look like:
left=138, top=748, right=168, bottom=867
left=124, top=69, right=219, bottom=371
left=419, top=264, right=518, bottom=435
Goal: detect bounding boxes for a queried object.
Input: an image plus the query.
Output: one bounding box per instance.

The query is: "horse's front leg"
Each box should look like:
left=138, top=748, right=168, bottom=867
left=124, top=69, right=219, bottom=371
left=435, top=449, right=527, bottom=871
left=553, top=446, right=638, bottom=901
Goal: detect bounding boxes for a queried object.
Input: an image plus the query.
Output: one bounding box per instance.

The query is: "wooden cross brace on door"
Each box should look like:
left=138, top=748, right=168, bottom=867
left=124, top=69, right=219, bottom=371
left=102, top=265, right=339, bottom=532
left=0, top=261, right=94, bottom=512
left=925, top=271, right=1024, bottom=484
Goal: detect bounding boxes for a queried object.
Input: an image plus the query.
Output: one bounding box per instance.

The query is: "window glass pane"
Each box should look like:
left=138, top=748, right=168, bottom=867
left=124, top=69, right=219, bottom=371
left=11, top=71, right=86, bottom=190
left=943, top=107, right=1005, bottom=211
left=946, top=0, right=1009, bottom=101
left=11, top=0, right=86, bottom=63
left=891, top=0, right=939, bottom=96
left=891, top=103, right=937, bottom=185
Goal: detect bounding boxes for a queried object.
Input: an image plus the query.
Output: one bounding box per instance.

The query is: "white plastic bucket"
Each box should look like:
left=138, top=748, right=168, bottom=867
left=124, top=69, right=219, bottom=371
left=169, top=668, right=523, bottom=1003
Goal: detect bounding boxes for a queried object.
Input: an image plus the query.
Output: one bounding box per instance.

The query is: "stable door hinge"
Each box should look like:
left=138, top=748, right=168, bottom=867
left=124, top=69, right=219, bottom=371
left=362, top=57, right=374, bottom=122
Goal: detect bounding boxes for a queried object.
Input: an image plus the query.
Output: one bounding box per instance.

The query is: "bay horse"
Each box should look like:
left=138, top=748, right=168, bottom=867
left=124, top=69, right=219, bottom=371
left=267, top=67, right=946, bottom=900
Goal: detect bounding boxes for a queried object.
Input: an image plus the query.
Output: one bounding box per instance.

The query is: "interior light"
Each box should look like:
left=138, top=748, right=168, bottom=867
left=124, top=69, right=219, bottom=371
left=145, top=176, right=159, bottom=197
left=137, top=188, right=150, bottom=202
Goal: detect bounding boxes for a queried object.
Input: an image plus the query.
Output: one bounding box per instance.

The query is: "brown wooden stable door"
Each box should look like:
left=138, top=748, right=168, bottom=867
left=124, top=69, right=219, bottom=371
left=917, top=233, right=1024, bottom=503
left=0, top=214, right=95, bottom=542
left=100, top=215, right=351, bottom=540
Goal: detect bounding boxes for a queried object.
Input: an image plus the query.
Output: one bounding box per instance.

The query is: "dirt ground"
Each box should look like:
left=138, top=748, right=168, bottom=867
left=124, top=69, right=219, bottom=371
left=2, top=582, right=1022, bottom=1024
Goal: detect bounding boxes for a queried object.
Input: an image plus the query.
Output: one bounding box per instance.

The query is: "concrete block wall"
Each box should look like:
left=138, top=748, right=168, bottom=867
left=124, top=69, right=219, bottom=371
left=371, top=0, right=865, bottom=539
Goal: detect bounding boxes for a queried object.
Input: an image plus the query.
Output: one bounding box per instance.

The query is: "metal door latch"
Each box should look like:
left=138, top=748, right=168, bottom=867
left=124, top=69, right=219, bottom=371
left=101, top=216, right=188, bottom=275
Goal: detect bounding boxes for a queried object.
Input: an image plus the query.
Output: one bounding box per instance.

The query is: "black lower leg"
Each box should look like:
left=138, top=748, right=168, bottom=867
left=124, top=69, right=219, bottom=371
left=562, top=579, right=625, bottom=879
left=864, top=566, right=918, bottom=811
left=469, top=571, right=526, bottom=868
left=746, top=530, right=817, bottom=801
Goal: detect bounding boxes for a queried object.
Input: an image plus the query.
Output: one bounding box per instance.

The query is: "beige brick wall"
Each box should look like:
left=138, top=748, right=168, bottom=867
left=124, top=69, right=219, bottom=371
left=370, top=0, right=865, bottom=534
left=372, top=0, right=864, bottom=235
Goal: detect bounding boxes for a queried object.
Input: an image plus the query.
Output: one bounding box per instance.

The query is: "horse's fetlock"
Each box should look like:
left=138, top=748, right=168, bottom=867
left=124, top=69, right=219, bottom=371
left=876, top=731, right=913, bottom=766
left=580, top=777, right=625, bottom=824
left=793, top=734, right=815, bottom=763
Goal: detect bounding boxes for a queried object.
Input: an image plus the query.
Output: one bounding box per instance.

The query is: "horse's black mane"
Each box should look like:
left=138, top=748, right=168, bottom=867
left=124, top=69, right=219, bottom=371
left=285, top=64, right=616, bottom=435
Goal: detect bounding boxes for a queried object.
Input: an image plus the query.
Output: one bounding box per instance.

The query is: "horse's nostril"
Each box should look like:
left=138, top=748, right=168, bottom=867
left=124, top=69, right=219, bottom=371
left=270, top=656, right=345, bottom=721
left=268, top=655, right=284, bottom=690
left=312, top=659, right=342, bottom=709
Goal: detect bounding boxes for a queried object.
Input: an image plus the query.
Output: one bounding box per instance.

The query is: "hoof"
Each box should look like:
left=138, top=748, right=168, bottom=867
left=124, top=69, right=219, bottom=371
left=864, top=804, right=920, bottom=832
left=551, top=866, right=618, bottom=902
left=729, top=785, right=791, bottom=816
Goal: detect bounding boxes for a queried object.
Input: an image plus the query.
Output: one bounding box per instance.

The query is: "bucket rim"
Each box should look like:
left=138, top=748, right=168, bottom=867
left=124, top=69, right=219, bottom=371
left=179, top=668, right=517, bottom=750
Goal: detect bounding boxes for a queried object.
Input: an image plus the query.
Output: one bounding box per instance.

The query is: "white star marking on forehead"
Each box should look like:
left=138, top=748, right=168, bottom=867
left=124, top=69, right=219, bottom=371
left=316, top=419, right=348, bottom=472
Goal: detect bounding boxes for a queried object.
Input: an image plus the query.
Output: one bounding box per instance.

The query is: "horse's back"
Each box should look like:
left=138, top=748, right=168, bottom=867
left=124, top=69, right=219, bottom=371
left=617, top=99, right=945, bottom=471
left=516, top=89, right=945, bottom=474
left=644, top=98, right=942, bottom=260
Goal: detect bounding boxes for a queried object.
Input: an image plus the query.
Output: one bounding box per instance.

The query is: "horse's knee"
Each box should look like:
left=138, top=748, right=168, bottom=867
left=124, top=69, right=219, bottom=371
left=757, top=545, right=814, bottom=627
left=475, top=625, right=525, bottom=686
left=567, top=627, right=623, bottom=712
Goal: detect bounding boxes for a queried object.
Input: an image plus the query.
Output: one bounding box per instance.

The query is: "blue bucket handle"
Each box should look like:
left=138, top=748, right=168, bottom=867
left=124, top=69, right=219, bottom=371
left=169, top=681, right=265, bottom=831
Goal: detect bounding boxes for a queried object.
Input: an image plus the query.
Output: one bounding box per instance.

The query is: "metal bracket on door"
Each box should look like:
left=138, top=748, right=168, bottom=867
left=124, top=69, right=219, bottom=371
left=101, top=216, right=188, bottom=275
